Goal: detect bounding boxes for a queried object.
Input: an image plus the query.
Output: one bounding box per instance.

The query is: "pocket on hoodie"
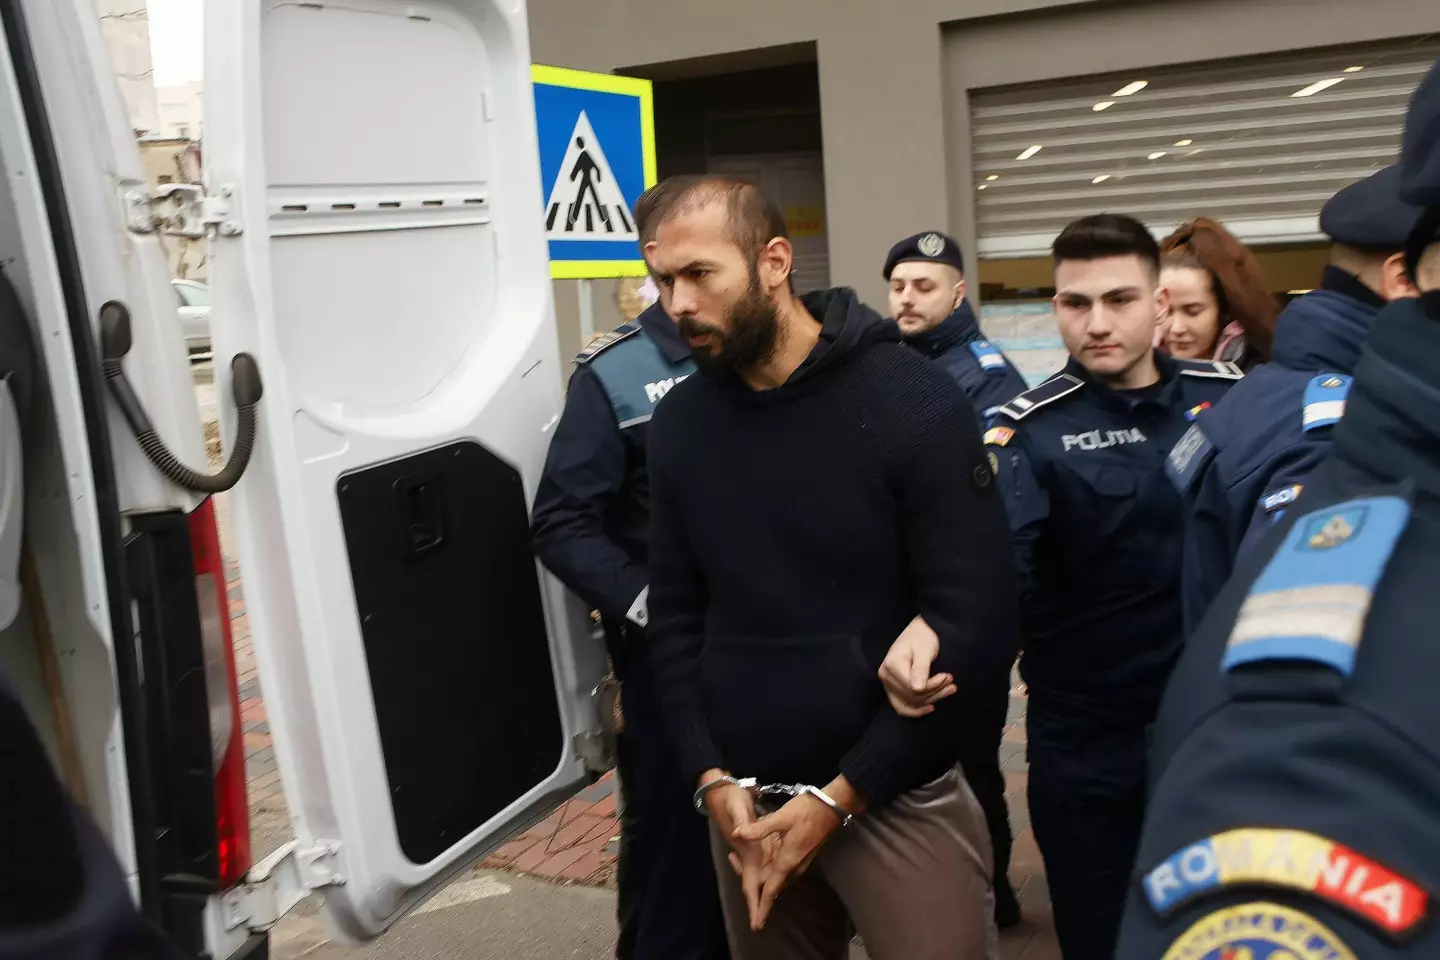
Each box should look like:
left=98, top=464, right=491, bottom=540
left=699, top=633, right=878, bottom=777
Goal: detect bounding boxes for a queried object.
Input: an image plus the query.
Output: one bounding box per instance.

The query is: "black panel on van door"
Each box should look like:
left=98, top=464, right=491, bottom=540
left=336, top=440, right=564, bottom=865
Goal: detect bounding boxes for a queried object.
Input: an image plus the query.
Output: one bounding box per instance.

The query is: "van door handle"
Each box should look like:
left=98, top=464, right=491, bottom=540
left=395, top=473, right=445, bottom=559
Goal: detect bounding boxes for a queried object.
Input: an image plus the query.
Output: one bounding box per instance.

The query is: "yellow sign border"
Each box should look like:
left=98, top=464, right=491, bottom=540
left=532, top=64, right=657, bottom=280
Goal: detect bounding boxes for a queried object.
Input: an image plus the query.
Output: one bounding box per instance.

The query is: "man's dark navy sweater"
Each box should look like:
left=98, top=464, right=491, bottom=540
left=646, top=287, right=1020, bottom=808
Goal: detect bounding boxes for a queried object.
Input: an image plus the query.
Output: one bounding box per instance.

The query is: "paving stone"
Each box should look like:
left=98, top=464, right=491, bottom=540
left=559, top=850, right=607, bottom=883
left=529, top=847, right=590, bottom=881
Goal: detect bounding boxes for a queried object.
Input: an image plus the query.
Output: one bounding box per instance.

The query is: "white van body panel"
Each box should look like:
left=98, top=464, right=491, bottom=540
left=205, top=0, right=604, bottom=943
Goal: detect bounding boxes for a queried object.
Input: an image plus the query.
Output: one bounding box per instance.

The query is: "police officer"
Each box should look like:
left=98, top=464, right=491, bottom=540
left=531, top=179, right=727, bottom=960
left=883, top=230, right=1025, bottom=929
left=985, top=213, right=1241, bottom=959
left=885, top=231, right=1029, bottom=420
left=1172, top=165, right=1424, bottom=635
left=1115, top=56, right=1440, bottom=960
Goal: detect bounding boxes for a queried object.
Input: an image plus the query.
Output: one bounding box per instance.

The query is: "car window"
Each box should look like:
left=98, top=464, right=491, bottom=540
left=174, top=282, right=211, bottom=308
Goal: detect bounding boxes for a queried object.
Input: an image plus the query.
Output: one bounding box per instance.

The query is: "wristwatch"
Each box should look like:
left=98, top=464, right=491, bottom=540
left=693, top=775, right=757, bottom=815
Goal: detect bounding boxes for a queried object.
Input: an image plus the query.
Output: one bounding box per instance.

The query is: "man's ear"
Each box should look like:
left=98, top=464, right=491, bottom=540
left=758, top=237, right=795, bottom=293
left=1381, top=251, right=1422, bottom=301
left=953, top=278, right=968, bottom=311
left=1154, top=285, right=1172, bottom=326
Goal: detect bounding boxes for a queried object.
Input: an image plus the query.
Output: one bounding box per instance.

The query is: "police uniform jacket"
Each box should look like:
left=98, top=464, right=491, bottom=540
left=1115, top=292, right=1440, bottom=960
left=986, top=353, right=1241, bottom=719
left=1172, top=265, right=1380, bottom=635
left=530, top=304, right=695, bottom=673
left=906, top=301, right=1028, bottom=418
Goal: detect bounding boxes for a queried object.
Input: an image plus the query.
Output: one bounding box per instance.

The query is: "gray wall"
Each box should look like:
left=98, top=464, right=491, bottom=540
left=529, top=0, right=1440, bottom=307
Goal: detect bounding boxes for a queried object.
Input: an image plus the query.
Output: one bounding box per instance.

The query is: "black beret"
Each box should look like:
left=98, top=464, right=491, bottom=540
left=1400, top=56, right=1440, bottom=207
left=1319, top=166, right=1423, bottom=250
left=883, top=231, right=964, bottom=280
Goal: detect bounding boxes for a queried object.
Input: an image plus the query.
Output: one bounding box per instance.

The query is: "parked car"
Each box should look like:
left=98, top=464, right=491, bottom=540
left=171, top=277, right=211, bottom=355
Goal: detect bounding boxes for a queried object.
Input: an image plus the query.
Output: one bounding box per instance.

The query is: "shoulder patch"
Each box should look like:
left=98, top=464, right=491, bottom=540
left=1160, top=902, right=1357, bottom=960
left=574, top=323, right=641, bottom=365
left=1224, top=494, right=1411, bottom=678
left=1303, top=373, right=1352, bottom=432
left=1165, top=423, right=1215, bottom=494
left=1142, top=827, right=1428, bottom=938
left=984, top=426, right=1015, bottom=447
left=968, top=339, right=1009, bottom=375
left=993, top=373, right=1084, bottom=422
left=1176, top=358, right=1245, bottom=380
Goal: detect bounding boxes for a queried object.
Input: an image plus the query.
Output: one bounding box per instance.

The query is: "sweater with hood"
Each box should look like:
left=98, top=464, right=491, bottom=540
left=645, top=287, right=1019, bottom=807
left=1178, top=265, right=1383, bottom=633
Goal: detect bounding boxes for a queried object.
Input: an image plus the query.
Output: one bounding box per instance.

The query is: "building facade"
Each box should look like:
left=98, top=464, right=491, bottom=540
left=95, top=0, right=159, bottom=136
left=528, top=0, right=1440, bottom=319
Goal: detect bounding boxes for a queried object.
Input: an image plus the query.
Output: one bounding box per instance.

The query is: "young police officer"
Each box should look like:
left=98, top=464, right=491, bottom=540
left=1172, top=165, right=1424, bottom=634
left=984, top=214, right=1242, bottom=959
left=883, top=230, right=1026, bottom=929
left=531, top=178, right=727, bottom=960
left=1116, top=56, right=1440, bottom=960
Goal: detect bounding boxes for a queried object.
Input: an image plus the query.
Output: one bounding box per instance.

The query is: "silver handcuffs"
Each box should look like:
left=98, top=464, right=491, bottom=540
left=692, top=776, right=855, bottom=828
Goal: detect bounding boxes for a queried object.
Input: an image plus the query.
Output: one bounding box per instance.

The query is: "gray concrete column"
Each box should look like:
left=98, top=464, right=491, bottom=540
left=815, top=20, right=950, bottom=309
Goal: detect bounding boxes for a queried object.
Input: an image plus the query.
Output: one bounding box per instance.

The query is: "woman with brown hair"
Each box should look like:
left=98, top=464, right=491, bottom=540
left=1159, top=218, right=1278, bottom=369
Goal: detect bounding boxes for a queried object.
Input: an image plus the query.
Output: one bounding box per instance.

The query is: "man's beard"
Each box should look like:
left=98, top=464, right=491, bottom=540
left=678, top=264, right=780, bottom=377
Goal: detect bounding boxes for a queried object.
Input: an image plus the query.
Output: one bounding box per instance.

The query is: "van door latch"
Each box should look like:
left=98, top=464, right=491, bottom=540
left=124, top=182, right=243, bottom=238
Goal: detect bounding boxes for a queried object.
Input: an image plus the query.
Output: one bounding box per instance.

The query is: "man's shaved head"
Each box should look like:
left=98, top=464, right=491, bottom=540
left=635, top=175, right=706, bottom=245
left=647, top=176, right=791, bottom=265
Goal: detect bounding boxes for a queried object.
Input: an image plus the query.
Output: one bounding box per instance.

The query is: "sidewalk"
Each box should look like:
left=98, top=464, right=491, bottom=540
left=218, top=491, right=1058, bottom=958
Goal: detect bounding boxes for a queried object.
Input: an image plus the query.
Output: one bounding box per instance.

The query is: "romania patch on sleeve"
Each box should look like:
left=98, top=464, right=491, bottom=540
left=1161, top=902, right=1356, bottom=960
left=1260, top=484, right=1304, bottom=516
left=1142, top=828, right=1428, bottom=938
left=1185, top=401, right=1212, bottom=422
left=984, top=426, right=1015, bottom=447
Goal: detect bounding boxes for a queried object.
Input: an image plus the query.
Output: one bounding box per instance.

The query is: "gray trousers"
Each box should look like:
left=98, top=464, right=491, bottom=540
left=708, top=766, right=999, bottom=960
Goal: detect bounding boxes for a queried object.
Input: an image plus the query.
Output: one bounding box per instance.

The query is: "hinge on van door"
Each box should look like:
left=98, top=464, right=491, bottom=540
left=123, top=182, right=243, bottom=238
left=221, top=839, right=344, bottom=933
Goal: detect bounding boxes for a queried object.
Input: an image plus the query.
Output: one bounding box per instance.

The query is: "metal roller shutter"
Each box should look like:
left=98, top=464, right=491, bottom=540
left=970, top=37, right=1440, bottom=258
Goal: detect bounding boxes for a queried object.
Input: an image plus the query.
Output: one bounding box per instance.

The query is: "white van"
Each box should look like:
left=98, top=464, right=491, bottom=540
left=0, top=1, right=609, bottom=957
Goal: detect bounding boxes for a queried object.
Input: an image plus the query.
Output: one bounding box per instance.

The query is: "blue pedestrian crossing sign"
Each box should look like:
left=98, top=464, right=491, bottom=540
left=532, top=65, right=657, bottom=279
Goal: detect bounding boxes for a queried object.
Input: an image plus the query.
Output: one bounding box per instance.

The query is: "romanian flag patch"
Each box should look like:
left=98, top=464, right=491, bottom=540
left=1185, top=402, right=1212, bottom=422
left=984, top=426, right=1015, bottom=447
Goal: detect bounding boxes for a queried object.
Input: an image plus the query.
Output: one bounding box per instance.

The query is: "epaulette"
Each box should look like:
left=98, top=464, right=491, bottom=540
left=1302, top=373, right=1352, bottom=432
left=1165, top=423, right=1215, bottom=494
left=1175, top=358, right=1244, bottom=380
left=1223, top=494, right=1411, bottom=679
left=574, top=323, right=641, bottom=365
left=992, top=373, right=1084, bottom=422
left=968, top=340, right=1009, bottom=375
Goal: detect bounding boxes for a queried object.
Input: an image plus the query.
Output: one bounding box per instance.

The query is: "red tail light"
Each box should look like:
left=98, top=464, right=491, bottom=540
left=188, top=497, right=252, bottom=888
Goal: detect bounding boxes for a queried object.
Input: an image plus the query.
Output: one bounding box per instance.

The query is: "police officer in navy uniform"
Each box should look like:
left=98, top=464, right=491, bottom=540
left=1116, top=56, right=1440, bottom=960
left=883, top=230, right=1026, bottom=929
left=1172, top=165, right=1425, bottom=636
left=531, top=180, right=728, bottom=960
left=985, top=214, right=1241, bottom=959
left=885, top=231, right=1029, bottom=421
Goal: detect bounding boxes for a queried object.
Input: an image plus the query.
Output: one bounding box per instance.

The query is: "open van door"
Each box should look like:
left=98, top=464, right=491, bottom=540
left=202, top=0, right=608, bottom=943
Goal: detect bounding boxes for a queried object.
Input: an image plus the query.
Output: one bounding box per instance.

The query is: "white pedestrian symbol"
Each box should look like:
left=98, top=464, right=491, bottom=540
left=544, top=111, right=638, bottom=241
